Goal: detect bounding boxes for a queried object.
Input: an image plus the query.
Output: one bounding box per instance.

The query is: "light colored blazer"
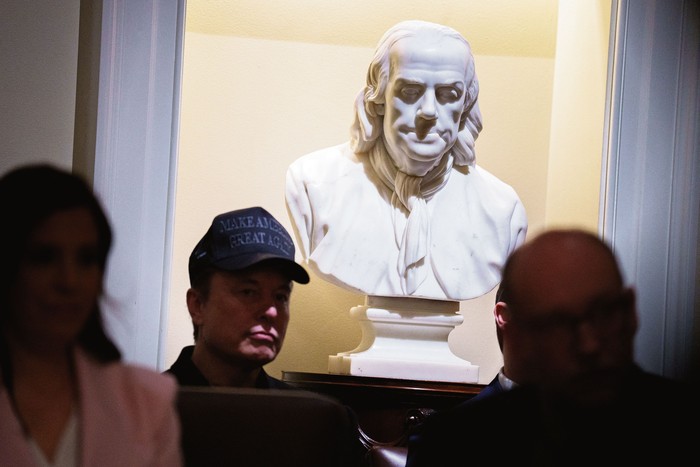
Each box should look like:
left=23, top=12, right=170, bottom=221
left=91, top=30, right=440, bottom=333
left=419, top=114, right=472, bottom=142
left=0, top=348, right=182, bottom=466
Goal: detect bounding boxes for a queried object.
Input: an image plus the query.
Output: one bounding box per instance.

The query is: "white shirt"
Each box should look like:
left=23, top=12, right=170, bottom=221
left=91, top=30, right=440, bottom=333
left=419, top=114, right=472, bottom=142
left=28, top=409, right=78, bottom=467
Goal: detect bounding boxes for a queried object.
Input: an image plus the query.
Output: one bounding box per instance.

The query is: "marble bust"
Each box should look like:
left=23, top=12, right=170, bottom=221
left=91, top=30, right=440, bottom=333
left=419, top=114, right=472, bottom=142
left=286, top=20, right=528, bottom=301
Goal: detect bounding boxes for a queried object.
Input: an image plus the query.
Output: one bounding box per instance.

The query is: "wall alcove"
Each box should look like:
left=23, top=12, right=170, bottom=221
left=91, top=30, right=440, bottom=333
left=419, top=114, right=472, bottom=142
left=85, top=0, right=698, bottom=382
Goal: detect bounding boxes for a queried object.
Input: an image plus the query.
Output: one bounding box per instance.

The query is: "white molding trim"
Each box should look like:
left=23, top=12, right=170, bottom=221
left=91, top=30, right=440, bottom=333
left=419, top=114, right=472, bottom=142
left=601, top=0, right=699, bottom=379
left=93, top=0, right=185, bottom=368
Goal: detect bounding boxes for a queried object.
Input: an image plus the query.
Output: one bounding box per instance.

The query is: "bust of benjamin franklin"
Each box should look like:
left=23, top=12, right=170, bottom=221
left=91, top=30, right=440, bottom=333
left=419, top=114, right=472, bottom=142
left=286, top=20, right=527, bottom=301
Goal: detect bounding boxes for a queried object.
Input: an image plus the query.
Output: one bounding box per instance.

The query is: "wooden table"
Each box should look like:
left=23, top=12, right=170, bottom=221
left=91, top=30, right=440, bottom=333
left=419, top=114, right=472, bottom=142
left=282, top=371, right=484, bottom=449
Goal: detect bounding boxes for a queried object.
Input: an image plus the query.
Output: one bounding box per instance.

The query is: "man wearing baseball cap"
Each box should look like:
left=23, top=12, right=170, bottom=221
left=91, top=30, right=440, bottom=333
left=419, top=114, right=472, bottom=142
left=165, top=206, right=310, bottom=388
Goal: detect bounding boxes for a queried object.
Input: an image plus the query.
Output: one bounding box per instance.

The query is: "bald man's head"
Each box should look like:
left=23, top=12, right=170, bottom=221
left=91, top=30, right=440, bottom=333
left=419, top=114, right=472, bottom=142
left=496, top=229, right=637, bottom=405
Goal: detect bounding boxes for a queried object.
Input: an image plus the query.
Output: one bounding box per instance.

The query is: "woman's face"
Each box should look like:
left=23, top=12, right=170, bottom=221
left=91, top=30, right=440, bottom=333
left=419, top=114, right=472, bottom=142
left=7, top=207, right=103, bottom=350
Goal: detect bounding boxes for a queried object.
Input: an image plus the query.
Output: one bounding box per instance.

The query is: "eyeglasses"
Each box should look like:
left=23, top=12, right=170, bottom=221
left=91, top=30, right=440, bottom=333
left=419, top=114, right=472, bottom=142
left=511, top=288, right=634, bottom=335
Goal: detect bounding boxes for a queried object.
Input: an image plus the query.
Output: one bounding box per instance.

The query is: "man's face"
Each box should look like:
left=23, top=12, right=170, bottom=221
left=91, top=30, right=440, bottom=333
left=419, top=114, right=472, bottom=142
left=190, top=264, right=292, bottom=368
left=382, top=35, right=469, bottom=177
left=507, top=236, right=637, bottom=404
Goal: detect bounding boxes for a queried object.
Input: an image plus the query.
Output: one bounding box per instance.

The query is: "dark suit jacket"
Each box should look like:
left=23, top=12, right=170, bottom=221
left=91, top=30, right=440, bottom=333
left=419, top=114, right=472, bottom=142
left=406, top=365, right=697, bottom=466
left=164, top=345, right=293, bottom=389
left=466, top=374, right=506, bottom=403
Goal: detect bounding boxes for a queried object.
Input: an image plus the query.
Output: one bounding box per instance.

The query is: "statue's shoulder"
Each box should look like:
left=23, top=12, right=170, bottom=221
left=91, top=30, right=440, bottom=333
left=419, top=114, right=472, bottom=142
left=469, top=164, right=519, bottom=197
left=293, top=142, right=354, bottom=161
left=288, top=142, right=364, bottom=177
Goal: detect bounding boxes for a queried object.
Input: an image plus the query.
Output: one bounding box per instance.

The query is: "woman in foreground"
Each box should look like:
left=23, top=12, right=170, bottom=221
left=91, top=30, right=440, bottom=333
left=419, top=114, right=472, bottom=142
left=0, top=164, right=181, bottom=466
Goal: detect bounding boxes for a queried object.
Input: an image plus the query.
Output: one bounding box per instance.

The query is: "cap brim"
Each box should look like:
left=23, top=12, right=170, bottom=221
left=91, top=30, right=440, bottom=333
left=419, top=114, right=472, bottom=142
left=213, top=253, right=310, bottom=284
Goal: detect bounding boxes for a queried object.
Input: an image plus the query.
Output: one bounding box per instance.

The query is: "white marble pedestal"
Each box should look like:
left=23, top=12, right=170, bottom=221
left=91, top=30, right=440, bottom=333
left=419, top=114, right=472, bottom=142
left=328, top=295, right=479, bottom=383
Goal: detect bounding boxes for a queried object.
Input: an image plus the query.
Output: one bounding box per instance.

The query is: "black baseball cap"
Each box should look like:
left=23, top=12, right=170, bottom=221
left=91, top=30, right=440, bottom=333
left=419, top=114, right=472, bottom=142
left=188, top=207, right=310, bottom=285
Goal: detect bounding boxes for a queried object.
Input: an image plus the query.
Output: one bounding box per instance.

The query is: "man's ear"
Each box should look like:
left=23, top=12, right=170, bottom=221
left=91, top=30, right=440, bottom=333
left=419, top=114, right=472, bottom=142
left=494, top=301, right=510, bottom=330
left=186, top=288, right=204, bottom=325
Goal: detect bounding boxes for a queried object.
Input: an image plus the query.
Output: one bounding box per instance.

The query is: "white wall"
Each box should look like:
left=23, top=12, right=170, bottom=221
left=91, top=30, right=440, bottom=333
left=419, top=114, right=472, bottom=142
left=1, top=0, right=80, bottom=175
left=546, top=0, right=611, bottom=229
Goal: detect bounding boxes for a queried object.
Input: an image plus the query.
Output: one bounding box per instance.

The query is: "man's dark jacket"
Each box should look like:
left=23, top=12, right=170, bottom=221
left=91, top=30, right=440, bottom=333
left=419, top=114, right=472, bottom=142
left=164, top=345, right=293, bottom=389
left=406, top=365, right=697, bottom=466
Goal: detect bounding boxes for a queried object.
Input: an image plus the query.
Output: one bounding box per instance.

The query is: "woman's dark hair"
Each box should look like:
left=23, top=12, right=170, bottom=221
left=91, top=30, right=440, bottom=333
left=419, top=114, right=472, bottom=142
left=0, top=164, right=121, bottom=365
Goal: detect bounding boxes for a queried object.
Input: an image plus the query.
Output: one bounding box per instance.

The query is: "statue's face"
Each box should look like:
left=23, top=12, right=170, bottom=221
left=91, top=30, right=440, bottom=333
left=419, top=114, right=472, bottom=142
left=382, top=35, right=469, bottom=177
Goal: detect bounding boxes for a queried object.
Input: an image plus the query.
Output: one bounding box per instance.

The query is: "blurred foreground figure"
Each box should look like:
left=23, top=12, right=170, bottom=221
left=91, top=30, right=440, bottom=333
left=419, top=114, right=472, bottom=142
left=406, top=229, right=697, bottom=466
left=0, top=164, right=182, bottom=466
